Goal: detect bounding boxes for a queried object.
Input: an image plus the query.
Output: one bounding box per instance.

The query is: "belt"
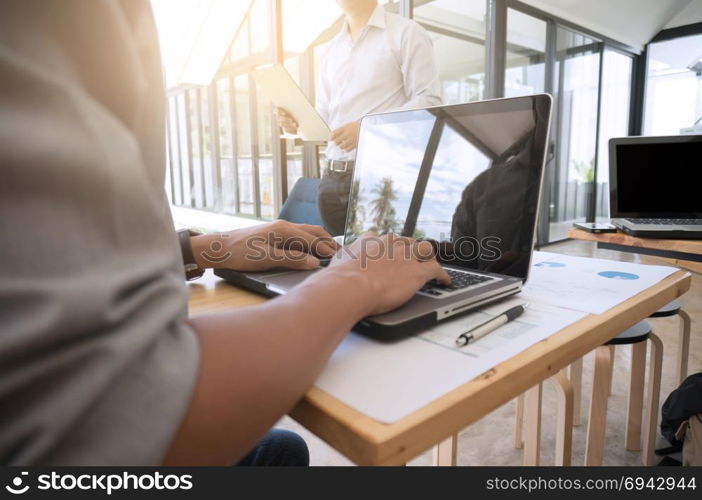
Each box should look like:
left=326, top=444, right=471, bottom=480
left=326, top=159, right=355, bottom=173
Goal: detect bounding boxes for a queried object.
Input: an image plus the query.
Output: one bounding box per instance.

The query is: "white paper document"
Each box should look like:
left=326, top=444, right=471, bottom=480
left=314, top=296, right=586, bottom=423
left=313, top=252, right=678, bottom=423
left=524, top=251, right=678, bottom=314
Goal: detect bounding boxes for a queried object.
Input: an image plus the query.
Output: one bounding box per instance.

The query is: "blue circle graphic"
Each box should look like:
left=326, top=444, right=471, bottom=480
left=598, top=271, right=640, bottom=280
left=535, top=261, right=566, bottom=268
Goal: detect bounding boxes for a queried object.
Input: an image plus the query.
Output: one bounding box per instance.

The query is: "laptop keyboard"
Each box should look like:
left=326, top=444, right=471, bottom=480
left=626, top=218, right=702, bottom=225
left=418, top=268, right=496, bottom=299
left=319, top=258, right=496, bottom=298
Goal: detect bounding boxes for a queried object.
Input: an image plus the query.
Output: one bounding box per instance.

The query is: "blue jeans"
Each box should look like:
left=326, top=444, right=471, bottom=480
left=237, top=429, right=309, bottom=466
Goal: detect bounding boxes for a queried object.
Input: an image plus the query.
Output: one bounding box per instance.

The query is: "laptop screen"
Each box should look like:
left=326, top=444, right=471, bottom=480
left=344, top=95, right=551, bottom=281
left=611, top=137, right=702, bottom=218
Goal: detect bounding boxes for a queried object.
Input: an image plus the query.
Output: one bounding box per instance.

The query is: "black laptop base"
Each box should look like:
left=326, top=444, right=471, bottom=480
left=618, top=225, right=702, bottom=240
left=213, top=268, right=521, bottom=342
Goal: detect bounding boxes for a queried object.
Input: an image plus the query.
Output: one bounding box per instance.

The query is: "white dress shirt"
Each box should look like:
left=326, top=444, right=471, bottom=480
left=316, top=5, right=442, bottom=162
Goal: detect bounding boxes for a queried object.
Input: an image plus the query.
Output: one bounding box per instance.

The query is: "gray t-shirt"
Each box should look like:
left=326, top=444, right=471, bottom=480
left=0, top=0, right=199, bottom=464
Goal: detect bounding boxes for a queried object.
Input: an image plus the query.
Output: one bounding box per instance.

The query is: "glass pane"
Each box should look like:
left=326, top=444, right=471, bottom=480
left=176, top=94, right=191, bottom=207
left=188, top=90, right=204, bottom=208
left=549, top=28, right=601, bottom=241
left=217, top=77, right=237, bottom=214
left=235, top=75, right=255, bottom=215
left=414, top=0, right=487, bottom=104
left=596, top=49, right=632, bottom=221
left=283, top=1, right=342, bottom=54
left=505, top=9, right=546, bottom=96
left=230, top=20, right=249, bottom=61
left=255, top=83, right=275, bottom=219
left=286, top=148, right=303, bottom=196
left=200, top=87, right=215, bottom=210
left=164, top=123, right=172, bottom=203
left=168, top=96, right=183, bottom=206
left=643, top=34, right=702, bottom=135
left=250, top=0, right=269, bottom=54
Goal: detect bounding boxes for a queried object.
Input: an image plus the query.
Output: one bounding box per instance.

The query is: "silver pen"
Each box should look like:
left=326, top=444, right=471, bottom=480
left=455, top=303, right=529, bottom=347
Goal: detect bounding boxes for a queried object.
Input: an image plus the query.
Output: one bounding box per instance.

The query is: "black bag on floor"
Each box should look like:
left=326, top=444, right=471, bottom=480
left=661, top=372, right=702, bottom=446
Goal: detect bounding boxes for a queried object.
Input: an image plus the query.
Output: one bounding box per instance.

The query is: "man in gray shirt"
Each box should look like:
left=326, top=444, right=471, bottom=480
left=0, top=0, right=448, bottom=465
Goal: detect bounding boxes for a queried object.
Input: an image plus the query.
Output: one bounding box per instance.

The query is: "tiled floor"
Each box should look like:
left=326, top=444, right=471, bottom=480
left=276, top=240, right=702, bottom=466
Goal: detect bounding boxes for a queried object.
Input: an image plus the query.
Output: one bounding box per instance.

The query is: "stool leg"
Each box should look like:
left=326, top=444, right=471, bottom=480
left=625, top=341, right=646, bottom=451
left=523, top=383, right=542, bottom=465
left=585, top=345, right=613, bottom=465
left=514, top=394, right=525, bottom=449
left=677, top=310, right=691, bottom=385
left=642, top=333, right=663, bottom=466
left=607, top=345, right=616, bottom=396
left=432, top=434, right=458, bottom=466
left=550, top=370, right=574, bottom=466
left=570, top=358, right=583, bottom=426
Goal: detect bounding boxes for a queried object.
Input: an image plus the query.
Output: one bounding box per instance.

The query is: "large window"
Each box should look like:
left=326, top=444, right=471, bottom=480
left=643, top=33, right=702, bottom=135
left=596, top=49, right=632, bottom=220
left=502, top=5, right=638, bottom=243
left=414, top=0, right=487, bottom=103
left=235, top=75, right=256, bottom=216
left=163, top=0, right=649, bottom=243
left=505, top=9, right=546, bottom=97
left=216, top=77, right=238, bottom=214
left=549, top=28, right=601, bottom=241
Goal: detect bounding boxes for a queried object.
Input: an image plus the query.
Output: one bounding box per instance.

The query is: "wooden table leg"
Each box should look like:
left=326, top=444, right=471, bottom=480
left=432, top=434, right=458, bottom=466
left=514, top=394, right=525, bottom=449
left=642, top=333, right=663, bottom=466
left=677, top=310, right=691, bottom=385
left=523, top=383, right=542, bottom=466
left=607, top=345, right=616, bottom=396
left=551, top=370, right=573, bottom=466
left=585, top=345, right=613, bottom=465
left=570, top=358, right=583, bottom=426
left=625, top=341, right=646, bottom=451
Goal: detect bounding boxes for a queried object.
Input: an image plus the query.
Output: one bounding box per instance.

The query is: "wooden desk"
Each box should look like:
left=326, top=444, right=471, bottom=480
left=188, top=269, right=691, bottom=465
left=567, top=228, right=702, bottom=274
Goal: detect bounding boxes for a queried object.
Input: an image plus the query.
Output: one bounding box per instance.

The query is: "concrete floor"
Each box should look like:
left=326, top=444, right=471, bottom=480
left=276, top=240, right=702, bottom=466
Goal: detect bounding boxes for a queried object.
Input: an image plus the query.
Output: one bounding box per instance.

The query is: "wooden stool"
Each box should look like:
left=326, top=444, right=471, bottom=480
left=584, top=320, right=663, bottom=466
left=514, top=321, right=663, bottom=466
left=648, top=300, right=691, bottom=384
left=438, top=372, right=575, bottom=466
left=514, top=371, right=574, bottom=465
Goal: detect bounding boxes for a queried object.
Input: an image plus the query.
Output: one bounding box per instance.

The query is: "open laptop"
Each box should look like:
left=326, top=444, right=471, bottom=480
left=215, top=95, right=553, bottom=338
left=610, top=135, right=702, bottom=239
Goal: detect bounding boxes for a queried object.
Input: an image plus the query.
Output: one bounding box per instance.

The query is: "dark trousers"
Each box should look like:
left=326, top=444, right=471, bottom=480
left=317, top=171, right=353, bottom=236
left=237, top=429, right=309, bottom=466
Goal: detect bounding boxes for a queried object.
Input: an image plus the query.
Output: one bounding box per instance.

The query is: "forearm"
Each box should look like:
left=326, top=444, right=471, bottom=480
left=163, top=265, right=371, bottom=465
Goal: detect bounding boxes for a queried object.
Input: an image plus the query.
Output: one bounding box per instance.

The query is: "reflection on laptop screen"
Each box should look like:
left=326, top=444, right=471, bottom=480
left=345, top=96, right=550, bottom=280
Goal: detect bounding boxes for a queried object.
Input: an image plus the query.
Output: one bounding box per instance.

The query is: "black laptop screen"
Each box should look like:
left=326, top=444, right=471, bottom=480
left=345, top=96, right=551, bottom=281
left=614, top=141, right=702, bottom=216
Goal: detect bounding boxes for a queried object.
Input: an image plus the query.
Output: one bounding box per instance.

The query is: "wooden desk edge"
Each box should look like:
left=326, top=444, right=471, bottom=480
left=567, top=228, right=702, bottom=254
left=567, top=229, right=702, bottom=274
left=290, top=270, right=691, bottom=465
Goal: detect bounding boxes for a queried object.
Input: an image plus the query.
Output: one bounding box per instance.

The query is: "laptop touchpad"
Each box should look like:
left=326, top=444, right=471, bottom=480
left=264, top=269, right=320, bottom=293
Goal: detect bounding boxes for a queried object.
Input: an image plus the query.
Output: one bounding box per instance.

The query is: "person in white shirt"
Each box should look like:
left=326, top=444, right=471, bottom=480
left=276, top=0, right=442, bottom=235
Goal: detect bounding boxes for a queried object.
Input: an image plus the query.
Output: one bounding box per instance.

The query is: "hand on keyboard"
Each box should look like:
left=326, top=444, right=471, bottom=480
left=326, top=232, right=450, bottom=316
